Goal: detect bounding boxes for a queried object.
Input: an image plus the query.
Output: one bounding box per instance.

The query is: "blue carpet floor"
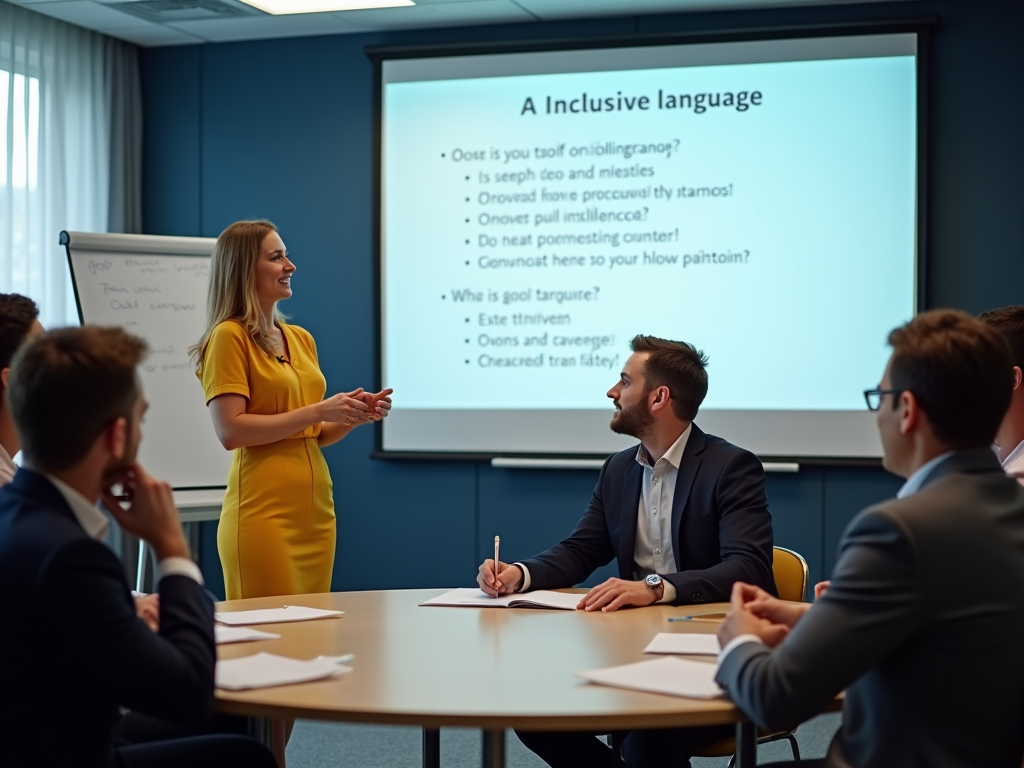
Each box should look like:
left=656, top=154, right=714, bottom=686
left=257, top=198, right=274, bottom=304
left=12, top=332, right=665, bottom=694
left=287, top=714, right=841, bottom=767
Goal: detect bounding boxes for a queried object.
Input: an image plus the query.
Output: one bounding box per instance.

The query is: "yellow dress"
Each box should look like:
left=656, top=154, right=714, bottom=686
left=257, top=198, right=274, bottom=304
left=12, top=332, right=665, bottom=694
left=199, top=320, right=335, bottom=600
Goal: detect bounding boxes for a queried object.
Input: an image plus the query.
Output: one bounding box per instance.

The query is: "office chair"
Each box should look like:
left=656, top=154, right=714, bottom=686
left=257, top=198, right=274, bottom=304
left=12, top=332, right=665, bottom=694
left=691, top=546, right=809, bottom=767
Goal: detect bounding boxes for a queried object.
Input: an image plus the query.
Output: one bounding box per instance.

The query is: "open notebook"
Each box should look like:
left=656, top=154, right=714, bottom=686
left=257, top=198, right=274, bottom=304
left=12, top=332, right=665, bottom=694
left=420, top=588, right=580, bottom=610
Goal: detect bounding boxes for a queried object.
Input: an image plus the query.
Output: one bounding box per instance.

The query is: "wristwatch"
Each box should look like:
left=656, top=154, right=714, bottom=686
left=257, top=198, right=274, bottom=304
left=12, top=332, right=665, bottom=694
left=645, top=573, right=664, bottom=601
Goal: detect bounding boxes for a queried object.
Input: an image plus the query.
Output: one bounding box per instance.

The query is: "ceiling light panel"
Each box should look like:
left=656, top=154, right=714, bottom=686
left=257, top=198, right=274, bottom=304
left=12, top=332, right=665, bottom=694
left=238, top=0, right=414, bottom=14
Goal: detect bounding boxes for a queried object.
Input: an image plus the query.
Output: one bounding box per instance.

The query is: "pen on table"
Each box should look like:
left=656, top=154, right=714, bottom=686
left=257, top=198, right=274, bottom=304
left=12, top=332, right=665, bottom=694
left=493, top=535, right=500, bottom=593
left=668, top=613, right=727, bottom=623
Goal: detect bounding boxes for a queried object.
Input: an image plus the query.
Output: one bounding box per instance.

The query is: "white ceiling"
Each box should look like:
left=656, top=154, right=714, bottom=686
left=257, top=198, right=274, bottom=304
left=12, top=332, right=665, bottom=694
left=5, top=0, right=907, bottom=47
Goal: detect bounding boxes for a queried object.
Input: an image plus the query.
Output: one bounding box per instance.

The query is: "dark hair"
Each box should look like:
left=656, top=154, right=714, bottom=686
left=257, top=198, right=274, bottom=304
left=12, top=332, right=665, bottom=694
left=979, top=305, right=1024, bottom=370
left=887, top=309, right=1013, bottom=448
left=629, top=335, right=709, bottom=421
left=0, top=293, right=39, bottom=370
left=8, top=326, right=148, bottom=470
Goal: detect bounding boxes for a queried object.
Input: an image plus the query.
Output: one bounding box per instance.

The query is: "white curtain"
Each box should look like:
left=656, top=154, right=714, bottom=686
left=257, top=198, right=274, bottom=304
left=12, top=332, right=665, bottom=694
left=0, top=0, right=141, bottom=328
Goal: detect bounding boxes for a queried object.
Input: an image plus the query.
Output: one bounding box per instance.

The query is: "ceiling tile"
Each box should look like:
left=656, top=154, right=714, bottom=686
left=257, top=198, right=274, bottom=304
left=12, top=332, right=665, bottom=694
left=514, top=0, right=902, bottom=19
left=13, top=0, right=160, bottom=30
left=330, top=0, right=536, bottom=31
left=6, top=0, right=913, bottom=47
left=167, top=11, right=357, bottom=42
left=107, top=24, right=207, bottom=45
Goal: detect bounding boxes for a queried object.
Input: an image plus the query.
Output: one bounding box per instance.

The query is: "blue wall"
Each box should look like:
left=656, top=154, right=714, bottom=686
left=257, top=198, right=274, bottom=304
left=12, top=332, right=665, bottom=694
left=139, top=0, right=1023, bottom=599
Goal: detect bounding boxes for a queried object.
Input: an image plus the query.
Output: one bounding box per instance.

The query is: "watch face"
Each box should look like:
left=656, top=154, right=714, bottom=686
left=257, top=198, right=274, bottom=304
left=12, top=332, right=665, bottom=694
left=646, top=574, right=662, bottom=588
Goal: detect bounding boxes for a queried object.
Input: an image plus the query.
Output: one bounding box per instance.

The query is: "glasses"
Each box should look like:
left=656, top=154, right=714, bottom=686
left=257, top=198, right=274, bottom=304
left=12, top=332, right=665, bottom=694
left=863, top=388, right=905, bottom=411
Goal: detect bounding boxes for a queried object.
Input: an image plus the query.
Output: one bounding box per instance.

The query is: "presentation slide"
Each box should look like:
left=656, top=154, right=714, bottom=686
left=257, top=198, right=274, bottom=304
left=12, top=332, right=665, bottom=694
left=379, top=33, right=918, bottom=458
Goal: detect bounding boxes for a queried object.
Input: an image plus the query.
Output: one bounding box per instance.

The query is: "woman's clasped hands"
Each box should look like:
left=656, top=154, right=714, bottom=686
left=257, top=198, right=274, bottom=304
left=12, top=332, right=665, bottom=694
left=320, top=387, right=393, bottom=425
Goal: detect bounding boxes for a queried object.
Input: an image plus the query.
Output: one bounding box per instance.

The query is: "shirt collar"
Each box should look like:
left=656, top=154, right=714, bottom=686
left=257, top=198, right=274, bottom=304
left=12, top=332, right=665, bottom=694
left=635, top=424, right=692, bottom=471
left=1001, top=437, right=1024, bottom=473
left=897, top=450, right=956, bottom=499
left=44, top=473, right=109, bottom=541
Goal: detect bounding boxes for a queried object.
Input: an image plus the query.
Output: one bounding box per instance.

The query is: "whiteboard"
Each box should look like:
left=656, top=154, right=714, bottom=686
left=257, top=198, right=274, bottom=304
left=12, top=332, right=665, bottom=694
left=63, top=231, right=230, bottom=489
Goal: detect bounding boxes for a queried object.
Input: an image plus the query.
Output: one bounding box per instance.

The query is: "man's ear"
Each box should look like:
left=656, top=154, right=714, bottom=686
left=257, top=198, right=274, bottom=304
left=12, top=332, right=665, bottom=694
left=1013, top=366, right=1022, bottom=391
left=898, top=390, right=921, bottom=436
left=0, top=367, right=9, bottom=389
left=106, top=416, right=128, bottom=460
left=649, top=385, right=671, bottom=413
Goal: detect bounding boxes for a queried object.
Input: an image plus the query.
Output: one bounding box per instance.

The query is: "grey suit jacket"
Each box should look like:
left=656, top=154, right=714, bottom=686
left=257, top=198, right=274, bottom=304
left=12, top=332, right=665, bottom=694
left=716, top=447, right=1024, bottom=768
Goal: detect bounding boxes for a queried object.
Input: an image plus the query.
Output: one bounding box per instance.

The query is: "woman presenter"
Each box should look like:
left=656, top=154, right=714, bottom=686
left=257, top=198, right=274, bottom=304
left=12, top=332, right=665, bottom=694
left=193, top=220, right=391, bottom=599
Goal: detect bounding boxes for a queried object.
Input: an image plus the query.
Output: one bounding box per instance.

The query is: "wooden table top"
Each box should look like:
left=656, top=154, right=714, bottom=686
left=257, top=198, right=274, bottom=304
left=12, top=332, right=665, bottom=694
left=214, top=589, right=746, bottom=731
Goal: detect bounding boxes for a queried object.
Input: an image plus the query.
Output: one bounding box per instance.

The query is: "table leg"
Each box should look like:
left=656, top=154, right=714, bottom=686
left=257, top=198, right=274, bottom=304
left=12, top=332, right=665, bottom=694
left=734, top=720, right=756, bottom=768
left=423, top=727, right=440, bottom=768
left=482, top=729, right=505, bottom=768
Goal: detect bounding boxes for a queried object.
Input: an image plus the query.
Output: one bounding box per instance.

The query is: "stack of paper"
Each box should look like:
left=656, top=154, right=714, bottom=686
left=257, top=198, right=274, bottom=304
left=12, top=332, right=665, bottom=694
left=216, top=652, right=351, bottom=691
left=214, top=606, right=343, bottom=625
left=215, top=626, right=282, bottom=645
left=577, top=657, right=723, bottom=699
left=643, top=632, right=720, bottom=656
left=420, top=588, right=580, bottom=610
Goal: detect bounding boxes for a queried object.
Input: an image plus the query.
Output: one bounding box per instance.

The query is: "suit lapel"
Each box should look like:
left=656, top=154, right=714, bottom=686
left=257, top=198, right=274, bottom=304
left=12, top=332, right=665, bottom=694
left=671, top=424, right=706, bottom=566
left=618, top=456, right=643, bottom=579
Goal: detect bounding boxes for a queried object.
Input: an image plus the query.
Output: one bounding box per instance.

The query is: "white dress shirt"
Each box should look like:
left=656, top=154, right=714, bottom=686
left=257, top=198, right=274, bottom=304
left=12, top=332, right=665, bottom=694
left=0, top=442, right=18, bottom=486
left=516, top=426, right=690, bottom=605
left=1002, top=438, right=1024, bottom=484
left=719, top=452, right=956, bottom=664
left=46, top=473, right=203, bottom=585
left=630, top=425, right=691, bottom=604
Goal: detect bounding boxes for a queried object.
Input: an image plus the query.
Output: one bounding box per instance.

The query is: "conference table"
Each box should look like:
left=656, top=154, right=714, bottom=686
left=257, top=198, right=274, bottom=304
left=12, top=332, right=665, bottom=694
left=215, top=588, right=808, bottom=768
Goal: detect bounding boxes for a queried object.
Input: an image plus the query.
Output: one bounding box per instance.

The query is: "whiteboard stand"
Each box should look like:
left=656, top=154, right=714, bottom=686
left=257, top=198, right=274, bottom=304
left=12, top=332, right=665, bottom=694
left=135, top=489, right=226, bottom=592
left=60, top=231, right=232, bottom=592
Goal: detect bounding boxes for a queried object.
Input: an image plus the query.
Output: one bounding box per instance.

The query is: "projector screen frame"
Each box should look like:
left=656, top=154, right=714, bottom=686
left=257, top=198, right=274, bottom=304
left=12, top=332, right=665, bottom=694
left=368, top=18, right=933, bottom=465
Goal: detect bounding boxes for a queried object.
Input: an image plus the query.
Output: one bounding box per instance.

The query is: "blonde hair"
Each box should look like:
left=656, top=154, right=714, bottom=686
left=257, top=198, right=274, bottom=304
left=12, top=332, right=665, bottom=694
left=190, top=219, right=287, bottom=368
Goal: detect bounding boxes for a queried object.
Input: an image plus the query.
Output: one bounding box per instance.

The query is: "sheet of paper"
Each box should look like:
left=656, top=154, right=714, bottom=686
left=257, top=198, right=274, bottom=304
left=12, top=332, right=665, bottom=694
left=644, top=632, right=720, bottom=656
left=419, top=588, right=578, bottom=610
left=577, top=656, right=723, bottom=700
left=214, top=606, right=343, bottom=626
left=215, top=626, right=282, bottom=645
left=216, top=652, right=351, bottom=691
left=419, top=588, right=516, bottom=608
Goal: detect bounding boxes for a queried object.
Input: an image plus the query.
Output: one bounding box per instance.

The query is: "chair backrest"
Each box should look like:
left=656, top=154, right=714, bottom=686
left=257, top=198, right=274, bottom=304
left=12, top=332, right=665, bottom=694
left=772, top=546, right=809, bottom=602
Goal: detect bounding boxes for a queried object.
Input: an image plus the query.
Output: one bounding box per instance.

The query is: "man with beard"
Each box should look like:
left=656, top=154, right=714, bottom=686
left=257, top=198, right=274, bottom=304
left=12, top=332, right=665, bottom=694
left=475, top=334, right=775, bottom=768
left=0, top=327, right=273, bottom=768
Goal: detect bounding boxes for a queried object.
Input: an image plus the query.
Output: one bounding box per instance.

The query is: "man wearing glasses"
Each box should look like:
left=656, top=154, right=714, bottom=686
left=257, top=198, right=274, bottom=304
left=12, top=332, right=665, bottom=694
left=714, top=309, right=1024, bottom=768
left=980, top=305, right=1024, bottom=484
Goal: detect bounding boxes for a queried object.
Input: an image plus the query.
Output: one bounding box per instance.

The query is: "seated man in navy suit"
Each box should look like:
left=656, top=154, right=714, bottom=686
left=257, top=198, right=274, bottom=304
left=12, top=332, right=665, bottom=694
left=0, top=326, right=273, bottom=768
left=476, top=334, right=776, bottom=768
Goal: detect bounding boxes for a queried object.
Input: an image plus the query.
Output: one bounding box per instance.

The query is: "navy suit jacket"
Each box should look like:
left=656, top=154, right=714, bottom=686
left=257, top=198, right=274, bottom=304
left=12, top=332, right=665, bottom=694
left=521, top=424, right=776, bottom=604
left=0, top=469, right=216, bottom=768
left=716, top=448, right=1024, bottom=768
